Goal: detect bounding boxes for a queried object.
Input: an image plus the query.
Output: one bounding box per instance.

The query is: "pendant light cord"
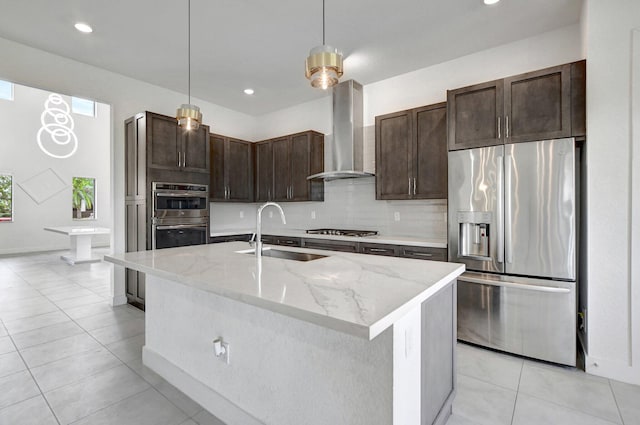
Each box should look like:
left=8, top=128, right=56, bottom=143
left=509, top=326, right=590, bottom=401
left=188, top=0, right=191, bottom=104
left=322, top=0, right=325, bottom=45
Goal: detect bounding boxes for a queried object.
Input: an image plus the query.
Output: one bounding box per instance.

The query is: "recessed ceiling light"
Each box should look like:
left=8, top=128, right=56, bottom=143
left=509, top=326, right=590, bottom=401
left=244, top=88, right=255, bottom=95
left=484, top=0, right=500, bottom=4
left=74, top=23, right=93, bottom=33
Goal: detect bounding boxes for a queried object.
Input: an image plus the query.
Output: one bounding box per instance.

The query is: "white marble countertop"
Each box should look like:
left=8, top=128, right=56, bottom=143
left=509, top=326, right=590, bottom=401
left=106, top=242, right=463, bottom=340
left=210, top=228, right=447, bottom=248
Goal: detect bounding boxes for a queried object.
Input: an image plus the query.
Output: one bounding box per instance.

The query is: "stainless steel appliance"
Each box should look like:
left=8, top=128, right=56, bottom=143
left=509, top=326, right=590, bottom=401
left=448, top=138, right=578, bottom=366
left=306, top=229, right=378, bottom=237
left=152, top=182, right=209, bottom=249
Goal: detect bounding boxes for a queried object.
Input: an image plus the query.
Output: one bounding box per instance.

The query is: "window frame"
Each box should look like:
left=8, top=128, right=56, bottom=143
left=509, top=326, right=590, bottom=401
left=0, top=173, right=14, bottom=223
left=0, top=80, right=14, bottom=101
left=71, top=96, right=96, bottom=117
left=72, top=176, right=97, bottom=221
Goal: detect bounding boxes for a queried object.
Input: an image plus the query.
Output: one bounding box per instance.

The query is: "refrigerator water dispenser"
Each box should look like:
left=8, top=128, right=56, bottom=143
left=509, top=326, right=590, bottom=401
left=457, top=211, right=492, bottom=259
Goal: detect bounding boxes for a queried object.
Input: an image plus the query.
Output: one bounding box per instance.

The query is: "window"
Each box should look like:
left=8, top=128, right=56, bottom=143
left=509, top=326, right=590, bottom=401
left=72, top=177, right=96, bottom=220
left=71, top=97, right=95, bottom=117
left=0, top=174, right=13, bottom=222
left=0, top=80, right=13, bottom=100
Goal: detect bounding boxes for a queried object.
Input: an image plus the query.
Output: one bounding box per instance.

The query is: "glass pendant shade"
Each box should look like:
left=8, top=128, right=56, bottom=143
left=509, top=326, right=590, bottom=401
left=305, top=44, right=343, bottom=90
left=176, top=104, right=202, bottom=131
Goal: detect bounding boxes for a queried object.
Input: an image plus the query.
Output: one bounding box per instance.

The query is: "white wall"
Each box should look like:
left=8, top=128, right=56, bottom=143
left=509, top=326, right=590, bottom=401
left=583, top=0, right=640, bottom=385
left=0, top=84, right=110, bottom=254
left=0, top=35, right=254, bottom=303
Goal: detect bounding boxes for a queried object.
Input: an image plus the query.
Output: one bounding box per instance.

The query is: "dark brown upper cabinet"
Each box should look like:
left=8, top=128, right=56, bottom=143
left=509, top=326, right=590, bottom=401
left=146, top=112, right=210, bottom=173
left=447, top=80, right=504, bottom=151
left=255, top=131, right=324, bottom=202
left=447, top=61, right=585, bottom=150
left=255, top=141, right=274, bottom=202
left=376, top=102, right=448, bottom=200
left=209, top=134, right=254, bottom=202
left=504, top=64, right=571, bottom=143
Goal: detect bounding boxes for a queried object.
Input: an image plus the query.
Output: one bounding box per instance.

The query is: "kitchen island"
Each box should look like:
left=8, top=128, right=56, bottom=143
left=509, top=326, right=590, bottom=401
left=105, top=242, right=464, bottom=425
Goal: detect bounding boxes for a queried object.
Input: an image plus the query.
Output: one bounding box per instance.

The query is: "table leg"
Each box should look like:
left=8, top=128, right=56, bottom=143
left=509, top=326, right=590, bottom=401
left=61, top=234, right=100, bottom=265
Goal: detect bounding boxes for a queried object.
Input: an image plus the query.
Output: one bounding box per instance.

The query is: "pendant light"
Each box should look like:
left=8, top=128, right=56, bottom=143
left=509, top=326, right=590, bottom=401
left=305, top=0, right=343, bottom=90
left=176, top=0, right=202, bottom=131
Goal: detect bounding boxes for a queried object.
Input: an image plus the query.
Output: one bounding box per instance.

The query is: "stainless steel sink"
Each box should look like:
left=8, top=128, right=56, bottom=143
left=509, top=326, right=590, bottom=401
left=237, top=248, right=327, bottom=262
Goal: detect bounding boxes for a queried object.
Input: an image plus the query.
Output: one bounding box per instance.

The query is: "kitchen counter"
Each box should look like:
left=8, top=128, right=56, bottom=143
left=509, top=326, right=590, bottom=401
left=105, top=243, right=463, bottom=425
left=106, top=242, right=462, bottom=339
left=210, top=228, right=447, bottom=248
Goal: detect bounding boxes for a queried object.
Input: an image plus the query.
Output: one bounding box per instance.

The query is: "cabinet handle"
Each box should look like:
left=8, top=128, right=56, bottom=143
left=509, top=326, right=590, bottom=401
left=497, top=116, right=501, bottom=139
left=369, top=248, right=389, bottom=253
left=506, top=115, right=509, bottom=139
left=183, top=151, right=186, bottom=167
left=408, top=178, right=412, bottom=195
left=409, top=252, right=433, bottom=257
left=178, top=151, right=181, bottom=167
left=290, top=186, right=293, bottom=199
left=413, top=178, right=416, bottom=195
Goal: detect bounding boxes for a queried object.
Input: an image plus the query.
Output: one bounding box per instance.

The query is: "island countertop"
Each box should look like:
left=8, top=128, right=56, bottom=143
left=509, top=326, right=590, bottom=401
left=105, top=242, right=464, bottom=340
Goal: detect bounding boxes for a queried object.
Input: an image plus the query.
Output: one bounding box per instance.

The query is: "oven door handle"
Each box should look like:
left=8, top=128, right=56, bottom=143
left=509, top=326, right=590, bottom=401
left=154, top=192, right=206, bottom=198
left=155, top=224, right=207, bottom=230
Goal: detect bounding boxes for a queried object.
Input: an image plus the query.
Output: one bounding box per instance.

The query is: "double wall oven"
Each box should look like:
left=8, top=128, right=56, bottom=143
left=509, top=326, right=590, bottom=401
left=152, top=182, right=209, bottom=249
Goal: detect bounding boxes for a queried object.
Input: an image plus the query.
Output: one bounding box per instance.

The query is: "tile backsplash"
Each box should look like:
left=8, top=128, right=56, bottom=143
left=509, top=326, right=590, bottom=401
left=210, top=178, right=447, bottom=240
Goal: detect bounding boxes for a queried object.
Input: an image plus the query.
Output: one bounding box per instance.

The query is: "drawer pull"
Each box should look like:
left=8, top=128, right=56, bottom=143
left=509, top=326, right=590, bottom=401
left=409, top=252, right=433, bottom=257
left=369, top=248, right=390, bottom=253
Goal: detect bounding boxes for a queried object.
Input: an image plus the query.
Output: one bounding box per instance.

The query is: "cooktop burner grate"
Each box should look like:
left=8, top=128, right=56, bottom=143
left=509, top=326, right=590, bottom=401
left=306, top=229, right=378, bottom=237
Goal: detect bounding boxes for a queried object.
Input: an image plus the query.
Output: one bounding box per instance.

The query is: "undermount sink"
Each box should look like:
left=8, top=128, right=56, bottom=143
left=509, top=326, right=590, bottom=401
left=237, top=248, right=327, bottom=262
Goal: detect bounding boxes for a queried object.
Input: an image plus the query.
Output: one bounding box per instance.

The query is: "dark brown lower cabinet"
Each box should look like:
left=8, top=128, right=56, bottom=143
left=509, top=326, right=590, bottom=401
left=302, top=238, right=359, bottom=253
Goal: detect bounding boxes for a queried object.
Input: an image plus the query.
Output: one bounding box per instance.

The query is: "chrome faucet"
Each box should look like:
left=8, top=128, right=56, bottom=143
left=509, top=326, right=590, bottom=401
left=255, top=202, right=286, bottom=259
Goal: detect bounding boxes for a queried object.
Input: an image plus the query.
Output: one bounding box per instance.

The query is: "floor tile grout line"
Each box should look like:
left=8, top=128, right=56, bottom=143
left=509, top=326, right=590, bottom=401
left=607, top=379, right=626, bottom=425
left=0, top=318, right=62, bottom=425
left=519, top=392, right=623, bottom=424
left=509, top=359, right=525, bottom=425
left=60, top=383, right=151, bottom=425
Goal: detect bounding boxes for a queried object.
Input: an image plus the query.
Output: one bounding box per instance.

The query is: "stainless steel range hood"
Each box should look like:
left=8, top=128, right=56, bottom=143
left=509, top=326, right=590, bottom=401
left=307, top=80, right=374, bottom=181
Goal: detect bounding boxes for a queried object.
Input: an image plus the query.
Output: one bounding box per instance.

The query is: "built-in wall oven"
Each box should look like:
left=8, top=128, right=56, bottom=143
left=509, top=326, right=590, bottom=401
left=152, top=182, right=209, bottom=249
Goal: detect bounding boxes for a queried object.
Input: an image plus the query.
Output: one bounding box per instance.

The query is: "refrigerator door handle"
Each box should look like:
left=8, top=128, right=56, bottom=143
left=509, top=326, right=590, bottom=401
left=496, top=155, right=504, bottom=263
left=460, top=275, right=571, bottom=294
left=505, top=154, right=513, bottom=264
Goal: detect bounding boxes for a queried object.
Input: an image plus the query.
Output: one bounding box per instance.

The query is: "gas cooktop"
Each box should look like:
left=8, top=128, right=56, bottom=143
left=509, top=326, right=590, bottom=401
left=306, top=229, right=378, bottom=237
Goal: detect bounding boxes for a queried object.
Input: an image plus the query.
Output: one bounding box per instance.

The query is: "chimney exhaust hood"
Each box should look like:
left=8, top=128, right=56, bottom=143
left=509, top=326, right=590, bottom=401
left=307, top=80, right=374, bottom=181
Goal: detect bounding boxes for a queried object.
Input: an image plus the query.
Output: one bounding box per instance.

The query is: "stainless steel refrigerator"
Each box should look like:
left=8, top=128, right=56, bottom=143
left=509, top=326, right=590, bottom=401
left=448, top=137, right=577, bottom=366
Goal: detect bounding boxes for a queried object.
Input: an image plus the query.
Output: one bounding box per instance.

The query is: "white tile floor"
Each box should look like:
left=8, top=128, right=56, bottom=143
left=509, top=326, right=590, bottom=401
left=1, top=249, right=639, bottom=425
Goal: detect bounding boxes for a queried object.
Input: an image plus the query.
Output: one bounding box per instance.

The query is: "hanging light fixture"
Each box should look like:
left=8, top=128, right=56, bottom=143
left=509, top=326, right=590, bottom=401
left=305, top=0, right=343, bottom=90
left=177, top=0, right=202, bottom=131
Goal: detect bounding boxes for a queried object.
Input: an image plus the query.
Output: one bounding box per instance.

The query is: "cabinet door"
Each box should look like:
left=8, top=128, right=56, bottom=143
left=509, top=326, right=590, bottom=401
left=209, top=134, right=226, bottom=200
left=227, top=138, right=253, bottom=202
left=125, top=114, right=146, bottom=200
left=447, top=80, right=503, bottom=150
left=504, top=64, right=571, bottom=143
left=414, top=104, right=448, bottom=199
left=272, top=137, right=290, bottom=201
left=570, top=60, right=586, bottom=138
left=375, top=110, right=413, bottom=200
left=147, top=113, right=180, bottom=170
left=255, top=141, right=273, bottom=202
left=182, top=125, right=210, bottom=173
left=289, top=133, right=311, bottom=201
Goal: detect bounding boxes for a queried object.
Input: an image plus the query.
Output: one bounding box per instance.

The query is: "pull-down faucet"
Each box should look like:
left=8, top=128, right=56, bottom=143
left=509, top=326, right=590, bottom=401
left=255, top=202, right=286, bottom=259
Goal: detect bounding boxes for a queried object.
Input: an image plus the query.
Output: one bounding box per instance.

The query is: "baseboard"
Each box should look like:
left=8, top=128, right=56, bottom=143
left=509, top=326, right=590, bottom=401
left=142, top=346, right=263, bottom=425
left=111, top=294, right=127, bottom=306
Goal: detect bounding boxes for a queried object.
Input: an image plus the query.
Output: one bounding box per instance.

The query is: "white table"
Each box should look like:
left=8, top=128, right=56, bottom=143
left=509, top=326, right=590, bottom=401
left=44, top=226, right=110, bottom=265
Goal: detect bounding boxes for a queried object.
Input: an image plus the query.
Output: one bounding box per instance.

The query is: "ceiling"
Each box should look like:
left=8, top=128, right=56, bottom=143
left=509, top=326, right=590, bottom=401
left=0, top=0, right=583, bottom=116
